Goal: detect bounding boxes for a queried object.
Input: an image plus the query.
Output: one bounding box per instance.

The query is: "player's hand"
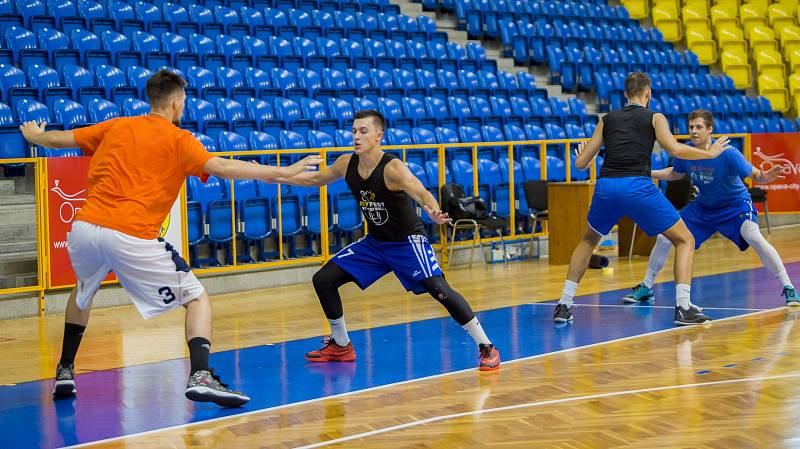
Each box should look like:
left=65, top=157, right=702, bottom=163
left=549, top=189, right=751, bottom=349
left=423, top=205, right=451, bottom=224
left=707, top=136, right=731, bottom=157
left=283, top=155, right=323, bottom=177
left=19, top=120, right=46, bottom=143
left=574, top=140, right=589, bottom=158
left=761, top=165, right=786, bottom=183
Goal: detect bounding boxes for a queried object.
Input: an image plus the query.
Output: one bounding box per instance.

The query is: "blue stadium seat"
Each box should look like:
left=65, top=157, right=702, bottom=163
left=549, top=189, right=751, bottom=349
left=125, top=65, right=152, bottom=99
left=15, top=98, right=49, bottom=123
left=85, top=98, right=120, bottom=122
left=335, top=129, right=353, bottom=147
left=62, top=63, right=104, bottom=103
left=326, top=97, right=354, bottom=130
left=94, top=64, right=136, bottom=104
left=100, top=30, right=140, bottom=69
left=51, top=98, right=88, bottom=129
left=120, top=96, right=148, bottom=116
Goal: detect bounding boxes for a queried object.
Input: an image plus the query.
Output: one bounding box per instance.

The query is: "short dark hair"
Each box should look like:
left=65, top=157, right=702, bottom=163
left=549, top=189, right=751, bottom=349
left=146, top=70, right=187, bottom=108
left=688, top=109, right=714, bottom=128
left=354, top=109, right=386, bottom=132
left=624, top=72, right=651, bottom=98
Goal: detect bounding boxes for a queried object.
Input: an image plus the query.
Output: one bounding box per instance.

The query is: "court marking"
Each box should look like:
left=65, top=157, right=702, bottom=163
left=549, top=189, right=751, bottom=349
left=294, top=371, right=800, bottom=449
left=62, top=307, right=780, bottom=449
left=529, top=302, right=769, bottom=312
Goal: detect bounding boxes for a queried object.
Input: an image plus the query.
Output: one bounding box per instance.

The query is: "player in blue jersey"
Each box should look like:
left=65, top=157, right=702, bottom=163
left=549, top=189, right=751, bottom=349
left=624, top=109, right=796, bottom=307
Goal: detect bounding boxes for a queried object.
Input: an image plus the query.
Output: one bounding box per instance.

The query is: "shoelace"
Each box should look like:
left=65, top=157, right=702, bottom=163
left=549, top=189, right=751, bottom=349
left=320, top=335, right=333, bottom=346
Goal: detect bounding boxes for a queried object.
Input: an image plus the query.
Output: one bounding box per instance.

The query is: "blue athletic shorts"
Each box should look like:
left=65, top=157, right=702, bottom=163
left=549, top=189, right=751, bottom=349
left=331, top=234, right=442, bottom=294
left=681, top=199, right=758, bottom=251
left=587, top=177, right=681, bottom=237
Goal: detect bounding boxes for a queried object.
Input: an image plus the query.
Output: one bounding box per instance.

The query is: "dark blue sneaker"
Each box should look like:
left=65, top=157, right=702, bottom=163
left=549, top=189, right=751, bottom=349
left=784, top=286, right=799, bottom=307
left=623, top=283, right=654, bottom=303
left=553, top=303, right=573, bottom=323
left=674, top=304, right=711, bottom=326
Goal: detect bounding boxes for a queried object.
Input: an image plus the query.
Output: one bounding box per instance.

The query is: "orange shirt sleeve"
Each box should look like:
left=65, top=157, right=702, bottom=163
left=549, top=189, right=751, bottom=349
left=72, top=118, right=121, bottom=156
left=178, top=131, right=215, bottom=182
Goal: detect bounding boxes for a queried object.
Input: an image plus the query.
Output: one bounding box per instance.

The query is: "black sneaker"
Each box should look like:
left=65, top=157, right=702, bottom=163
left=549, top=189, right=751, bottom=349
left=53, top=363, right=76, bottom=398
left=185, top=368, right=250, bottom=408
left=553, top=303, right=573, bottom=323
left=674, top=304, right=711, bottom=326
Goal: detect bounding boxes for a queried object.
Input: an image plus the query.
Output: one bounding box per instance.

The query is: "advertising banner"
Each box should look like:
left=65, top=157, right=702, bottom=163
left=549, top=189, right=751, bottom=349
left=750, top=133, right=800, bottom=213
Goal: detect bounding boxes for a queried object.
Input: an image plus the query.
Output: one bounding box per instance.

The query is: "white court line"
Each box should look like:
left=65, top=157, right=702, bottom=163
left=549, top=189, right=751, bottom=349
left=294, top=372, right=800, bottom=449
left=61, top=307, right=782, bottom=449
left=529, top=302, right=768, bottom=312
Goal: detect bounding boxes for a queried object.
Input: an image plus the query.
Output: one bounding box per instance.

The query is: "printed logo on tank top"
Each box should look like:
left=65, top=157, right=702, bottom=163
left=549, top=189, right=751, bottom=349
left=359, top=190, right=389, bottom=225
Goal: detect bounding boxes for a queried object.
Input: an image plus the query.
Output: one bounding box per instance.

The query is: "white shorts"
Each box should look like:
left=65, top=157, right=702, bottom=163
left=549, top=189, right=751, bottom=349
left=67, top=220, right=205, bottom=319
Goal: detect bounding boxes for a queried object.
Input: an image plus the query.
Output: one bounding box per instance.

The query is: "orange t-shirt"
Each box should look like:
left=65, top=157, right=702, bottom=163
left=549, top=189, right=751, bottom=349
left=73, top=115, right=214, bottom=240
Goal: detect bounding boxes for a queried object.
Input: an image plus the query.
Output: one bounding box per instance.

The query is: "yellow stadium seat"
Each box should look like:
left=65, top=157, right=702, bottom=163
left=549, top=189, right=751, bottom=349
left=758, top=73, right=789, bottom=112
left=621, top=0, right=649, bottom=19
left=789, top=71, right=800, bottom=96
left=780, top=25, right=800, bottom=57
left=715, top=0, right=740, bottom=10
left=683, top=3, right=712, bottom=28
left=721, top=49, right=753, bottom=88
left=789, top=47, right=800, bottom=72
left=685, top=0, right=709, bottom=13
left=768, top=3, right=796, bottom=32
left=716, top=24, right=748, bottom=53
left=686, top=26, right=718, bottom=63
left=749, top=25, right=779, bottom=55
left=740, top=3, right=767, bottom=38
left=747, top=0, right=769, bottom=9
left=755, top=48, right=787, bottom=79
left=653, top=5, right=683, bottom=42
left=655, top=0, right=679, bottom=11
left=711, top=4, right=740, bottom=27
left=793, top=92, right=800, bottom=114
left=782, top=0, right=799, bottom=9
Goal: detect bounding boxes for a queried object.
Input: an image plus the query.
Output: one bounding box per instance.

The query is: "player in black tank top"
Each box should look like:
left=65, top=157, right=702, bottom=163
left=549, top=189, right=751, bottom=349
left=551, top=72, right=731, bottom=326
left=281, top=110, right=501, bottom=371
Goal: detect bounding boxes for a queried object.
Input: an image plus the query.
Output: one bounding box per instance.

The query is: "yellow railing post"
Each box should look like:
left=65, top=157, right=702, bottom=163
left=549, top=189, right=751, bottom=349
left=229, top=155, right=238, bottom=266
left=320, top=148, right=330, bottom=260
left=508, top=143, right=516, bottom=238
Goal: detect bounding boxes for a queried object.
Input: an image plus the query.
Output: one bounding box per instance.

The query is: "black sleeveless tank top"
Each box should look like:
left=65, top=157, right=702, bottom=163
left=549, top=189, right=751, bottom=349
left=599, top=104, right=657, bottom=178
left=344, top=153, right=426, bottom=242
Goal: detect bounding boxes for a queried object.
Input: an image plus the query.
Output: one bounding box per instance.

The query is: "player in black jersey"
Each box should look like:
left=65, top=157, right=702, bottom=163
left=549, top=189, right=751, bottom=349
left=287, top=110, right=500, bottom=371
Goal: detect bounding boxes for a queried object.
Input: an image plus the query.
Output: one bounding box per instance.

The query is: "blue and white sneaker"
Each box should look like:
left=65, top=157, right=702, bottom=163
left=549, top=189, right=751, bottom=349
left=623, top=283, right=654, bottom=303
left=783, top=286, right=799, bottom=307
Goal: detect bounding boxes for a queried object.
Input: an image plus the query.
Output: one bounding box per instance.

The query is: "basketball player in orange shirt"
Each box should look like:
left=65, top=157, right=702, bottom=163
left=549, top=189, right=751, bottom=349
left=20, top=70, right=321, bottom=407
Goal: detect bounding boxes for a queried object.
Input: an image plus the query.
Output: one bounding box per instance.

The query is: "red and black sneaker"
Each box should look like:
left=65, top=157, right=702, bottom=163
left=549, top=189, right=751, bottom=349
left=479, top=343, right=500, bottom=371
left=305, top=336, right=356, bottom=362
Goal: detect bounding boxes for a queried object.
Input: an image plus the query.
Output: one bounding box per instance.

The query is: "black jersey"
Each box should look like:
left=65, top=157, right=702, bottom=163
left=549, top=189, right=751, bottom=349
left=599, top=104, right=657, bottom=178
left=344, top=153, right=426, bottom=242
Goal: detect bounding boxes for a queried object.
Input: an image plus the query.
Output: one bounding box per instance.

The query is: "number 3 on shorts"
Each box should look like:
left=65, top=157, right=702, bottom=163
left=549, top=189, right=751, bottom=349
left=159, top=286, right=176, bottom=304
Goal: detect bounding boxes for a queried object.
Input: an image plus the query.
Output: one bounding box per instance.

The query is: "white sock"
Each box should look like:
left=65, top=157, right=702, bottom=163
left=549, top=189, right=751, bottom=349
left=643, top=234, right=672, bottom=288
left=739, top=220, right=794, bottom=288
left=329, top=317, right=350, bottom=346
left=559, top=280, right=578, bottom=307
left=676, top=284, right=691, bottom=309
left=462, top=317, right=491, bottom=346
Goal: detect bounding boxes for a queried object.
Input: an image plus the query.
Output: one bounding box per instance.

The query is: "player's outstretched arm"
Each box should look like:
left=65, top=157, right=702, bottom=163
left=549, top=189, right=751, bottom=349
left=574, top=120, right=603, bottom=170
left=749, top=165, right=785, bottom=184
left=651, top=167, right=685, bottom=181
left=204, top=155, right=321, bottom=183
left=384, top=159, right=451, bottom=224
left=653, top=114, right=731, bottom=160
left=275, top=153, right=350, bottom=186
left=19, top=121, right=77, bottom=148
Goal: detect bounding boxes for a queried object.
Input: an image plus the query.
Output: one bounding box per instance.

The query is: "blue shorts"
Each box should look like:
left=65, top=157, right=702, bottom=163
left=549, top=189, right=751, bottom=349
left=587, top=177, right=681, bottom=237
left=331, top=234, right=442, bottom=294
left=681, top=199, right=758, bottom=251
